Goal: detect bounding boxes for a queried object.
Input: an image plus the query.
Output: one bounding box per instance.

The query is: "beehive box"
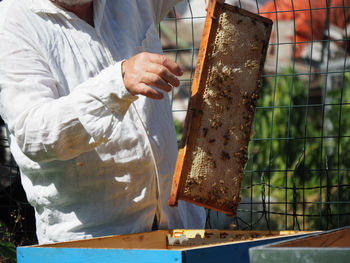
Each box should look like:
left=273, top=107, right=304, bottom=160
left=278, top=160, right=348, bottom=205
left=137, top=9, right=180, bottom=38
left=17, top=230, right=312, bottom=263
left=168, top=1, right=273, bottom=215
left=249, top=227, right=350, bottom=263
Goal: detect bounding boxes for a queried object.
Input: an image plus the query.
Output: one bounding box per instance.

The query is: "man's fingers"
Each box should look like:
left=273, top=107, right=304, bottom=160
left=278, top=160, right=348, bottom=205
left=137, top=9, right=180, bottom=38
left=142, top=72, right=172, bottom=92
left=136, top=83, right=164, bottom=100
left=147, top=53, right=183, bottom=77
left=122, top=52, right=183, bottom=100
left=147, top=63, right=180, bottom=87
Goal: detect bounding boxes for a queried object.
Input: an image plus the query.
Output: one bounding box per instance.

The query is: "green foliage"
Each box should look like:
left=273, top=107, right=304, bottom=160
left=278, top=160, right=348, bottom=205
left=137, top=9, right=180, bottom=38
left=0, top=208, right=36, bottom=263
left=0, top=241, right=16, bottom=263
left=174, top=119, right=184, bottom=145
left=243, top=68, right=350, bottom=230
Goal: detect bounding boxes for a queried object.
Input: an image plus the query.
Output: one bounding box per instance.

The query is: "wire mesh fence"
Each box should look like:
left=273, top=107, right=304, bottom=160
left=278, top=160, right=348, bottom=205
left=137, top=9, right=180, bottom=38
left=162, top=0, right=350, bottom=231
left=0, top=0, right=350, bottom=246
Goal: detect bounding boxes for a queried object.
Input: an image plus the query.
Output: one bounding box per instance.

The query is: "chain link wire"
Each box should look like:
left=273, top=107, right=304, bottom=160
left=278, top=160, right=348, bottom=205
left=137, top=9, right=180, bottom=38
left=162, top=0, right=350, bottom=231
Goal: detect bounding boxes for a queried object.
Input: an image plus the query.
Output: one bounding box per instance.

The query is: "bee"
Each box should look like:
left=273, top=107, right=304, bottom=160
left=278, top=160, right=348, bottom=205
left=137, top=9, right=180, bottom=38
left=234, top=152, right=241, bottom=157
left=221, top=151, right=230, bottom=160
left=211, top=120, right=222, bottom=129
left=202, top=127, right=208, bottom=137
left=223, top=131, right=230, bottom=146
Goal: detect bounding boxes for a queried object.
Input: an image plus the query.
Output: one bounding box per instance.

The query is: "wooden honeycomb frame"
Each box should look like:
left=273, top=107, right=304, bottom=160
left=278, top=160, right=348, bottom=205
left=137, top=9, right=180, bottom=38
left=168, top=0, right=272, bottom=215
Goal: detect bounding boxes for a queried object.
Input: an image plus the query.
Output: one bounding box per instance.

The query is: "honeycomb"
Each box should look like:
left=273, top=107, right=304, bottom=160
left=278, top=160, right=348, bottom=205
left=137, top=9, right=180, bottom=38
left=169, top=3, right=272, bottom=215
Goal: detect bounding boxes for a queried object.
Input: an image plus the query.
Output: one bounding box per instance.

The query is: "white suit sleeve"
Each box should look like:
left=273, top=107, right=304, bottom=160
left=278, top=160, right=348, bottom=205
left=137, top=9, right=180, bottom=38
left=0, top=31, right=137, bottom=163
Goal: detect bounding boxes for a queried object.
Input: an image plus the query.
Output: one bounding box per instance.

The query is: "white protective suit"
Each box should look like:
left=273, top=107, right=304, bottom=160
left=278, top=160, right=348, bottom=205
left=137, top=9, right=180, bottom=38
left=0, top=0, right=206, bottom=244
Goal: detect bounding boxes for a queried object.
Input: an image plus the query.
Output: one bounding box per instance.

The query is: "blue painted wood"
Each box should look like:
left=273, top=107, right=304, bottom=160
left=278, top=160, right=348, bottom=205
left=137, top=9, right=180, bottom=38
left=17, top=234, right=310, bottom=263
left=17, top=247, right=183, bottom=263
left=183, top=234, right=311, bottom=263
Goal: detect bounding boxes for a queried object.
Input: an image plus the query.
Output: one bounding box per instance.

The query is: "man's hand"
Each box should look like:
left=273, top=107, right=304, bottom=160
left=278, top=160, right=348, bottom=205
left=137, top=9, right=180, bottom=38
left=121, top=52, right=183, bottom=100
left=205, top=0, right=225, bottom=11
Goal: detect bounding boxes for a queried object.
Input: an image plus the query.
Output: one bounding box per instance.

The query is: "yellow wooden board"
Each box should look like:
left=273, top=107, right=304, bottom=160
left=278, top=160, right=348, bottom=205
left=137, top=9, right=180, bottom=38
left=37, top=229, right=311, bottom=250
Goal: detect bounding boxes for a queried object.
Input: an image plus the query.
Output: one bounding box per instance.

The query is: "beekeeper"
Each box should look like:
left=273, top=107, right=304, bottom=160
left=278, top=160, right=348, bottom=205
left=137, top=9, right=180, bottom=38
left=0, top=0, right=209, bottom=244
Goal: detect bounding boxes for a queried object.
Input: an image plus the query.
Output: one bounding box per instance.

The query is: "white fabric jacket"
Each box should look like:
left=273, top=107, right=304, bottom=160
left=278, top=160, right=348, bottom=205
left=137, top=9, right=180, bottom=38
left=0, top=0, right=205, bottom=244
